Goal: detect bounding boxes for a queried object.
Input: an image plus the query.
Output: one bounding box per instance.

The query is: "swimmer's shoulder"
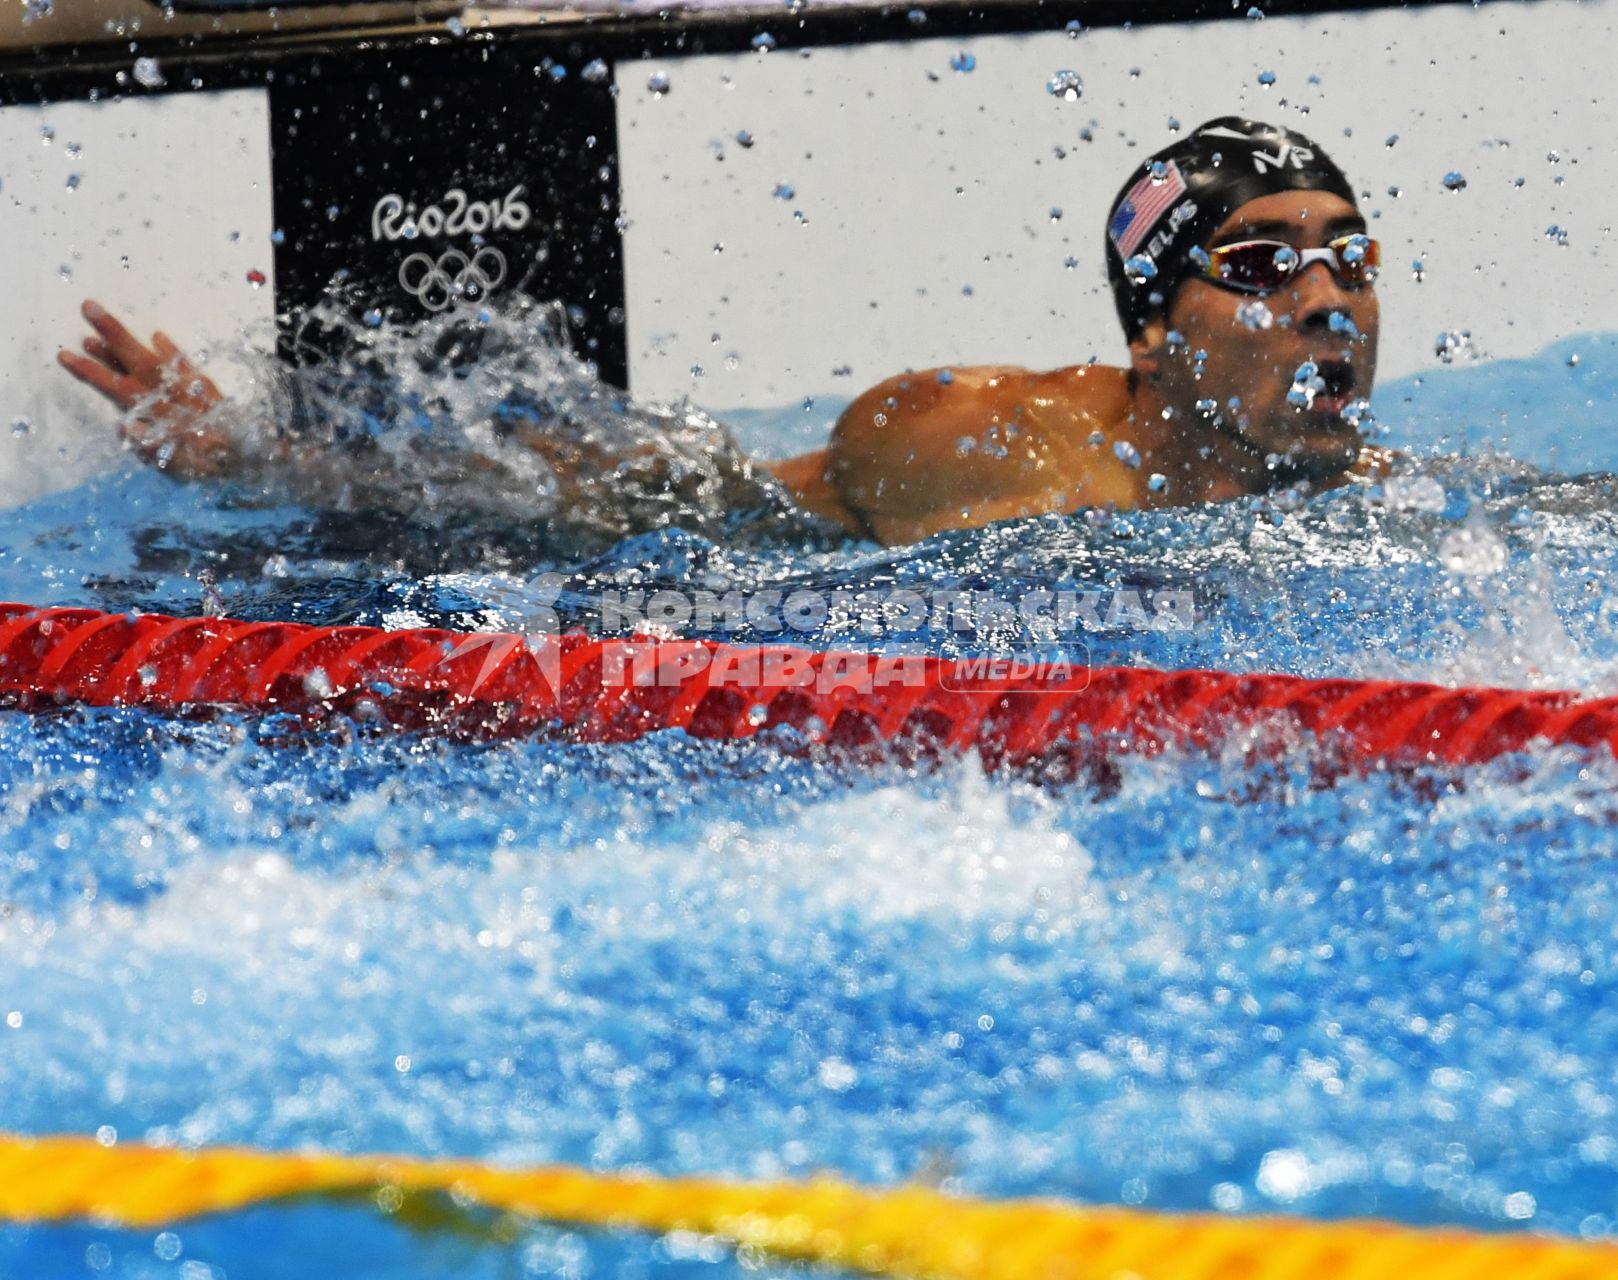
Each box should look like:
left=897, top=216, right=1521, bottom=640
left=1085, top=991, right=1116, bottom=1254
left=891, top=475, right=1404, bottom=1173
left=830, top=361, right=1130, bottom=460
left=827, top=361, right=1136, bottom=543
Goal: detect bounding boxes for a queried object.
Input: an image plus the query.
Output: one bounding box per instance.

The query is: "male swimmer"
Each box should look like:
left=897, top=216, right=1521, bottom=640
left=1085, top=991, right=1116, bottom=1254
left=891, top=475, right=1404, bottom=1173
left=61, top=116, right=1383, bottom=548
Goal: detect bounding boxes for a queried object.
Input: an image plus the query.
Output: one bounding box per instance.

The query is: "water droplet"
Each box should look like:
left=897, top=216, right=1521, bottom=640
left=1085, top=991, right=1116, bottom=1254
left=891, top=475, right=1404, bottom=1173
left=1147, top=472, right=1167, bottom=493
left=949, top=50, right=976, bottom=73
left=936, top=368, right=954, bottom=384
left=1065, top=18, right=1084, bottom=36
left=1046, top=70, right=1083, bottom=101
left=1123, top=254, right=1156, bottom=285
left=39, top=124, right=54, bottom=145
left=647, top=71, right=671, bottom=97
left=1442, top=170, right=1467, bottom=191
left=362, top=308, right=384, bottom=328
left=1568, top=352, right=1581, bottom=368
left=1503, top=1191, right=1537, bottom=1221
left=57, top=263, right=72, bottom=282
left=1411, top=256, right=1427, bottom=283
left=64, top=172, right=79, bottom=192
left=1245, top=5, right=1264, bottom=18
left=906, top=7, right=926, bottom=23
left=1257, top=69, right=1277, bottom=87
left=772, top=182, right=795, bottom=200
left=1385, top=133, right=1400, bottom=148
left=270, top=228, right=286, bottom=246
left=1547, top=149, right=1561, bottom=164
left=746, top=703, right=769, bottom=726
left=581, top=58, right=610, bottom=83
left=1545, top=224, right=1569, bottom=246
left=1187, top=246, right=1210, bottom=270
left=1048, top=206, right=1063, bottom=222
left=1434, top=329, right=1473, bottom=363
left=132, top=57, right=164, bottom=88
left=1167, top=116, right=1181, bottom=133
left=21, top=0, right=52, bottom=22
left=84, top=1243, right=111, bottom=1273
left=1236, top=300, right=1274, bottom=330
left=735, top=129, right=755, bottom=148
left=1113, top=439, right=1142, bottom=468
left=1149, top=160, right=1170, bottom=185
left=818, top=1057, right=858, bottom=1090
left=1256, top=1149, right=1311, bottom=1203
left=1195, top=398, right=1218, bottom=417
left=11, top=417, right=32, bottom=437
left=751, top=31, right=777, bottom=51
left=1063, top=256, right=1078, bottom=270
left=1271, top=244, right=1300, bottom=272
left=152, top=1232, right=182, bottom=1262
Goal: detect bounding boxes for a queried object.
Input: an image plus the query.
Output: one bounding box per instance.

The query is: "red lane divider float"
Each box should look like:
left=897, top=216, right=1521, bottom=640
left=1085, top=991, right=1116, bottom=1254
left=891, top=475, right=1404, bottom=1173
left=1, top=602, right=1616, bottom=772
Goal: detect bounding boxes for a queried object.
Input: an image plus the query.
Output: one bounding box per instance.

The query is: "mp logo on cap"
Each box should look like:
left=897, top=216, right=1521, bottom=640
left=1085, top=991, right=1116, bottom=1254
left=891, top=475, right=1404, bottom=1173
left=1199, top=125, right=1317, bottom=174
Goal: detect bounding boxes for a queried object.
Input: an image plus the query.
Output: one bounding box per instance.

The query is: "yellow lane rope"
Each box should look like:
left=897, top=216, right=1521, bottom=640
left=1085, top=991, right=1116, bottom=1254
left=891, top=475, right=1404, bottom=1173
left=0, top=1132, right=1610, bottom=1279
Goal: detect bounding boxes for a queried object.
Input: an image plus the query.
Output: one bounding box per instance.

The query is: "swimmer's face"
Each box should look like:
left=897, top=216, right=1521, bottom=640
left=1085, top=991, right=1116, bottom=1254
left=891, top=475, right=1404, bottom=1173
left=1135, top=189, right=1380, bottom=484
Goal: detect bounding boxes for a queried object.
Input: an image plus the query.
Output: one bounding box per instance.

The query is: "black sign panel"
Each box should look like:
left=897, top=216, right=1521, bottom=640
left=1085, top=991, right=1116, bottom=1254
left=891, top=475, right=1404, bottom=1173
left=268, top=37, right=625, bottom=385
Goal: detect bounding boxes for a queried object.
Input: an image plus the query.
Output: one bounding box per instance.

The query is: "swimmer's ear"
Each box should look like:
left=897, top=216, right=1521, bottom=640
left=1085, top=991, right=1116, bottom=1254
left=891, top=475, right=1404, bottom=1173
left=1128, top=317, right=1170, bottom=382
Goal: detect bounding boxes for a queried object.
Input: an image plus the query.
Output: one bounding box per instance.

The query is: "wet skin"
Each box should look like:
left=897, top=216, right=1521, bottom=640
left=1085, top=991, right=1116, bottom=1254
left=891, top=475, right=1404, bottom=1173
left=60, top=192, right=1384, bottom=547
left=789, top=189, right=1385, bottom=543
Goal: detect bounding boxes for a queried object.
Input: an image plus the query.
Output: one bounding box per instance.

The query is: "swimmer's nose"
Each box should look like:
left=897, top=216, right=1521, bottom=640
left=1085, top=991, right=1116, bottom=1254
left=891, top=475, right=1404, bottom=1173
left=1292, top=260, right=1364, bottom=336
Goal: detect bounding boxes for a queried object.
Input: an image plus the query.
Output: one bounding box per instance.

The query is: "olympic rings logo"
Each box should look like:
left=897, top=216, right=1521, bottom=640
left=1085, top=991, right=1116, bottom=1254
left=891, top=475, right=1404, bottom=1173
left=397, top=247, right=508, bottom=312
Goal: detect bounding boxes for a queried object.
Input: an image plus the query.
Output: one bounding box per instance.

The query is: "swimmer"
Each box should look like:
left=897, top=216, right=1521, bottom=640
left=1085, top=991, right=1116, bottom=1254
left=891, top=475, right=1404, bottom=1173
left=776, top=116, right=1387, bottom=541
left=60, top=116, right=1384, bottom=546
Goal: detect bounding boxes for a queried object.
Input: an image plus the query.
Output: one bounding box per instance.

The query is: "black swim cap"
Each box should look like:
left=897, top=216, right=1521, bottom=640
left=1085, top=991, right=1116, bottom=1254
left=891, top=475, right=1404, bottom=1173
left=1103, top=117, right=1358, bottom=340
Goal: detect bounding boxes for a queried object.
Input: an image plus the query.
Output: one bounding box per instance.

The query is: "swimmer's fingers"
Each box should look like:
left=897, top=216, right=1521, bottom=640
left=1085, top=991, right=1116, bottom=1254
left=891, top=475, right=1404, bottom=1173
left=81, top=335, right=129, bottom=377
left=57, top=348, right=142, bottom=410
left=81, top=300, right=162, bottom=383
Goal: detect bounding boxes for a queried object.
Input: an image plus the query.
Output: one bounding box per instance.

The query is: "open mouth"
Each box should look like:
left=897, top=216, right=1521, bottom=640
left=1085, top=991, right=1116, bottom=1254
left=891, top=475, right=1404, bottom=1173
left=1307, top=359, right=1358, bottom=417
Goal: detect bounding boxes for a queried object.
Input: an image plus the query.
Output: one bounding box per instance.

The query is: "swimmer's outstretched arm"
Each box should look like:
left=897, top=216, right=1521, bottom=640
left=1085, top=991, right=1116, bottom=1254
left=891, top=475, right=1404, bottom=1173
left=58, top=300, right=242, bottom=480
left=57, top=300, right=534, bottom=515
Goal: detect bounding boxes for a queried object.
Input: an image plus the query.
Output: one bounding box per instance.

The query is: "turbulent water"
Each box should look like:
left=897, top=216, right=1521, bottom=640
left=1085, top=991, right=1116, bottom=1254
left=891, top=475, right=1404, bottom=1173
left=5, top=315, right=1618, bottom=1277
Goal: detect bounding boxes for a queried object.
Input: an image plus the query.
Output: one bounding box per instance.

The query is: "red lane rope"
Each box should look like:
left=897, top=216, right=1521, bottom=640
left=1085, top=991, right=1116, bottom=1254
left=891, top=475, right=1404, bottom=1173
left=1, top=602, right=1615, bottom=771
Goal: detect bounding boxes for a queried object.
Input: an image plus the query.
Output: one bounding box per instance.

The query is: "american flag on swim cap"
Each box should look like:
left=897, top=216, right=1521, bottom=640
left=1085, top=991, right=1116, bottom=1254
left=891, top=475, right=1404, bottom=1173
left=1108, top=160, right=1189, bottom=259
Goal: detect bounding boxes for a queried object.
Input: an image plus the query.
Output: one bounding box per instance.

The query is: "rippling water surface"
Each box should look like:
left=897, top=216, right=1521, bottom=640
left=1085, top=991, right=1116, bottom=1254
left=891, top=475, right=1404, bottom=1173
left=4, top=321, right=1618, bottom=1277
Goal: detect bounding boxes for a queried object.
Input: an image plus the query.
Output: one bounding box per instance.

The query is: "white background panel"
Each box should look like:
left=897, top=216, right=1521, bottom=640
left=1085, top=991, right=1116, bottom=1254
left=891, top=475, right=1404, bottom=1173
left=0, top=89, right=277, bottom=505
left=619, top=0, right=1615, bottom=421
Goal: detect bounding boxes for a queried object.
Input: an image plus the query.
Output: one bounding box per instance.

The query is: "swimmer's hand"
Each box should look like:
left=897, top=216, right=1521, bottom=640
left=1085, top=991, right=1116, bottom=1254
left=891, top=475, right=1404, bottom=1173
left=58, top=300, right=240, bottom=480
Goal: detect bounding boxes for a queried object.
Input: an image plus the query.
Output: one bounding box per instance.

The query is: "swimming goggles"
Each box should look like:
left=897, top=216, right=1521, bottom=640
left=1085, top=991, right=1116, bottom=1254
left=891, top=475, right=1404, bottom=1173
left=1197, top=234, right=1380, bottom=294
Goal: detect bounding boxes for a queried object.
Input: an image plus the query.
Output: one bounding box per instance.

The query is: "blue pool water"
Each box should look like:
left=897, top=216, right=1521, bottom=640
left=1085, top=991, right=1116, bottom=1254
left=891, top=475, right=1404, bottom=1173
left=4, top=328, right=1618, bottom=1277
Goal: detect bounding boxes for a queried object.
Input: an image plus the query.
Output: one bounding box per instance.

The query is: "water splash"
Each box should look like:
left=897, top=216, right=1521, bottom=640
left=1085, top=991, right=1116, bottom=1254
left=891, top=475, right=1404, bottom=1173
left=1045, top=70, right=1083, bottom=101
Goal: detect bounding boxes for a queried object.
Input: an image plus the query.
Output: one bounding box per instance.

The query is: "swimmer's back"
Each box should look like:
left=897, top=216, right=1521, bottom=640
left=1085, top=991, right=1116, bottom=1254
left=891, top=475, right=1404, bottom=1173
left=825, top=363, right=1138, bottom=544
